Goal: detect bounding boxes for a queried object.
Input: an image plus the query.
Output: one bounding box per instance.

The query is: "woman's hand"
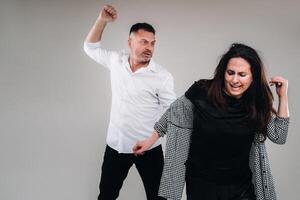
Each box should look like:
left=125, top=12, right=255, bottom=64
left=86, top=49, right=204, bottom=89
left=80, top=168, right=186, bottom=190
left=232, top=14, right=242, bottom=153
left=270, top=76, right=288, bottom=98
left=270, top=76, right=289, bottom=117
left=133, top=131, right=160, bottom=156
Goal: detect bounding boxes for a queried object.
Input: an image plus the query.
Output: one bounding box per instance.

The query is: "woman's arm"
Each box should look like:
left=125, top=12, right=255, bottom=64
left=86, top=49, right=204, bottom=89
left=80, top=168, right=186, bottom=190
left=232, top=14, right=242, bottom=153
left=267, top=76, right=290, bottom=144
left=270, top=76, right=289, bottom=117
left=132, top=95, right=193, bottom=155
left=133, top=108, right=169, bottom=156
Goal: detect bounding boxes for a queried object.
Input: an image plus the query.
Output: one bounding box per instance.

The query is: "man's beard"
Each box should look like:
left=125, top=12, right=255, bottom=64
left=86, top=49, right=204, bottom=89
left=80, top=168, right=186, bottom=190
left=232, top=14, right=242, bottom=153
left=139, top=51, right=152, bottom=63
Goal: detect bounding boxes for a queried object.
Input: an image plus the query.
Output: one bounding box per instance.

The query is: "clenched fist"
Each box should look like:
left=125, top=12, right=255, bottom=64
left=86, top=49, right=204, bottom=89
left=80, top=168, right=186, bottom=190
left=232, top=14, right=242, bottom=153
left=269, top=76, right=288, bottom=98
left=98, top=5, right=117, bottom=22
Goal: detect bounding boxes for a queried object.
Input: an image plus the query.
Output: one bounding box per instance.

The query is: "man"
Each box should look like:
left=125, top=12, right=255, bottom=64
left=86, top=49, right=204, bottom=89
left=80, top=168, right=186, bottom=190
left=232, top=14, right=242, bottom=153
left=83, top=5, right=176, bottom=200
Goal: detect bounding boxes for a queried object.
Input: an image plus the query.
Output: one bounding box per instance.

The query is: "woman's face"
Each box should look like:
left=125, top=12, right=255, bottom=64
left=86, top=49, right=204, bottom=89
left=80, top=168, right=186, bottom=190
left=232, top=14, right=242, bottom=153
left=224, top=57, right=253, bottom=99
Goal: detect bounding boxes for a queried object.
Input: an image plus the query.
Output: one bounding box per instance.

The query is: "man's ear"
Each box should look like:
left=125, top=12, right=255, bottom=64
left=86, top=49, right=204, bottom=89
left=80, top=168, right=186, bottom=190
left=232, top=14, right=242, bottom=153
left=128, top=38, right=131, bottom=49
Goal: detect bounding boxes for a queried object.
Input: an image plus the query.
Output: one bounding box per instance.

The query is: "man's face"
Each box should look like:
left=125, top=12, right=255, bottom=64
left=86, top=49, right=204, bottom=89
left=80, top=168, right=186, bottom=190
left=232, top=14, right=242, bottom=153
left=128, top=29, right=156, bottom=64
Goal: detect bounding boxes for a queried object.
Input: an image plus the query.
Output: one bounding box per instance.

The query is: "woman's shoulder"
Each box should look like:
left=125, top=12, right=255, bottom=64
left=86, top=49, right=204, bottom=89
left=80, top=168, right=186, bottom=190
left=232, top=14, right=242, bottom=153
left=170, top=95, right=193, bottom=111
left=185, top=79, right=211, bottom=101
left=168, top=95, right=194, bottom=128
left=168, top=79, right=213, bottom=115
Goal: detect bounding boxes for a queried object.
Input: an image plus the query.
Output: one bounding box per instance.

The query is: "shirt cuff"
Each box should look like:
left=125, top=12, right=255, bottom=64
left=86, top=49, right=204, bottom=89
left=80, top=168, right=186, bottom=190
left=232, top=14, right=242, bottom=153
left=154, top=122, right=166, bottom=137
left=84, top=41, right=101, bottom=48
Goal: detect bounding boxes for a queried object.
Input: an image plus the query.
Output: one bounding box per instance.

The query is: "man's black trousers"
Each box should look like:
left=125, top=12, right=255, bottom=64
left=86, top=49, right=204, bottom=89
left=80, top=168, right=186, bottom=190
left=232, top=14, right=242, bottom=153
left=97, top=145, right=166, bottom=200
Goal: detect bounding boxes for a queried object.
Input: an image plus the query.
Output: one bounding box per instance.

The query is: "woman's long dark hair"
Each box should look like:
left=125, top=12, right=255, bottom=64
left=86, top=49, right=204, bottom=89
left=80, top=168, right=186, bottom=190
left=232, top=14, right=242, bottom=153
left=208, top=43, right=275, bottom=141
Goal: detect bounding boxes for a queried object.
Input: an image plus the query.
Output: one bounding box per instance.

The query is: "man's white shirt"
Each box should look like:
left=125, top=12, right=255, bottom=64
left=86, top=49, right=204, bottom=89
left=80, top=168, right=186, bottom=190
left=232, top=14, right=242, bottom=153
left=84, top=42, right=176, bottom=153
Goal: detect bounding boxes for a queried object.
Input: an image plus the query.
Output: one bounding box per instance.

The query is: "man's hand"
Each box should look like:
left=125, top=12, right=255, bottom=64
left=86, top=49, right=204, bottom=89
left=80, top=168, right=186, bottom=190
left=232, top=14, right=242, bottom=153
left=98, top=5, right=117, bottom=23
left=85, top=5, right=117, bottom=43
left=133, top=131, right=160, bottom=156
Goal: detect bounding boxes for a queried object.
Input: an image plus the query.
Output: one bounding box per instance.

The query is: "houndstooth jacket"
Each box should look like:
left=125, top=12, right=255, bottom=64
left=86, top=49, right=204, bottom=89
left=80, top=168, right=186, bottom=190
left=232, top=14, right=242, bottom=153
left=154, top=95, right=289, bottom=200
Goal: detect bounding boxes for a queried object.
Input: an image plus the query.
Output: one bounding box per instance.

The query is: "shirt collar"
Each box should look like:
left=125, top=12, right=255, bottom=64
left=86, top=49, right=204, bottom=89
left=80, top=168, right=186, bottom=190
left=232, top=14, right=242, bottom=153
left=148, top=59, right=158, bottom=72
left=123, top=54, right=158, bottom=73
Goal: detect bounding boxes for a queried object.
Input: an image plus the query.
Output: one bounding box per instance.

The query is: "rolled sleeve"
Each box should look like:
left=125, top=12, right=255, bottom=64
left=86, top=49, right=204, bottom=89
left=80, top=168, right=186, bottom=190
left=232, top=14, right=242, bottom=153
left=154, top=108, right=169, bottom=137
left=267, top=115, right=290, bottom=144
left=83, top=41, right=115, bottom=69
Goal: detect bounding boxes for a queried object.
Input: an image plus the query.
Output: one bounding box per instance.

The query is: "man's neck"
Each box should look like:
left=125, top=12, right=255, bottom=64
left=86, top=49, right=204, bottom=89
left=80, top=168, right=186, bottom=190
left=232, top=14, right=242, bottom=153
left=129, top=57, right=149, bottom=73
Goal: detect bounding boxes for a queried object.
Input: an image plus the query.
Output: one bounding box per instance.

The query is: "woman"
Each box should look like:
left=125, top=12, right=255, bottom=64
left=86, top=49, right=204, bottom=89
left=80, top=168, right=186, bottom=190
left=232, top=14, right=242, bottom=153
left=133, top=43, right=289, bottom=200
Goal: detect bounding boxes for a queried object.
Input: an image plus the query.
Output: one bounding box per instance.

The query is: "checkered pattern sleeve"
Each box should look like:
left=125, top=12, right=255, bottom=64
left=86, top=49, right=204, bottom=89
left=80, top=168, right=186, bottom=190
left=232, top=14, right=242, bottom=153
left=267, top=115, right=290, bottom=144
left=154, top=108, right=169, bottom=137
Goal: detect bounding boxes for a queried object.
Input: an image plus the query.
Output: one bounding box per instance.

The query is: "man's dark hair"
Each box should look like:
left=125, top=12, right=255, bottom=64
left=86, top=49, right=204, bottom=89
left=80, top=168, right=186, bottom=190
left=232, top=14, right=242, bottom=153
left=129, top=23, right=155, bottom=35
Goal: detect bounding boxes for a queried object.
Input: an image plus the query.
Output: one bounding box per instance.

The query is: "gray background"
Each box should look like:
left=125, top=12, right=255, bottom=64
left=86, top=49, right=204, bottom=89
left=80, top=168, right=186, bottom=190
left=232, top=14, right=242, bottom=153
left=1, top=0, right=299, bottom=199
